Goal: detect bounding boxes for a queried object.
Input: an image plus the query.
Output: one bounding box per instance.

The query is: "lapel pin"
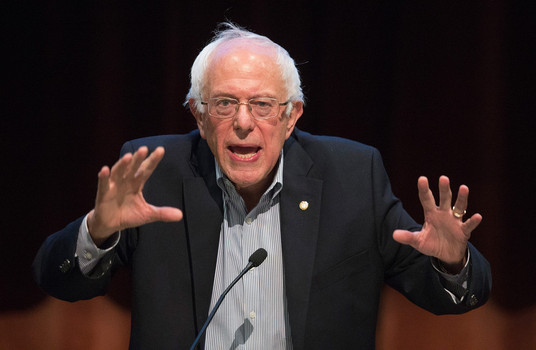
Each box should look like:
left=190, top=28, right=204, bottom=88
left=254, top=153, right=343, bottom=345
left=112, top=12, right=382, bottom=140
left=299, top=201, right=309, bottom=211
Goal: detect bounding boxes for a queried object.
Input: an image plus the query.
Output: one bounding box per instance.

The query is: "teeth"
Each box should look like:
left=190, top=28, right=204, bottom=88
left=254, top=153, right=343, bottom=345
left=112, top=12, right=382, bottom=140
left=234, top=152, right=256, bottom=159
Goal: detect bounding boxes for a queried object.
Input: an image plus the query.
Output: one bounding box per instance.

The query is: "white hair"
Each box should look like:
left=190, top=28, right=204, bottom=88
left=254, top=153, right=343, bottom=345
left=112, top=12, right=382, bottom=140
left=185, top=22, right=304, bottom=116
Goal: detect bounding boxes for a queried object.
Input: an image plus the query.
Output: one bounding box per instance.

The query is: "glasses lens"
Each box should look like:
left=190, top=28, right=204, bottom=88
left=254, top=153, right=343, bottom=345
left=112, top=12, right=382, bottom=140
left=250, top=98, right=278, bottom=119
left=210, top=98, right=237, bottom=118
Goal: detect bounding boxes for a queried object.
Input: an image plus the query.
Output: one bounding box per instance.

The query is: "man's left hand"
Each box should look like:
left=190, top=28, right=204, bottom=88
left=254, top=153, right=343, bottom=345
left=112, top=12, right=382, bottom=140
left=393, top=176, right=482, bottom=274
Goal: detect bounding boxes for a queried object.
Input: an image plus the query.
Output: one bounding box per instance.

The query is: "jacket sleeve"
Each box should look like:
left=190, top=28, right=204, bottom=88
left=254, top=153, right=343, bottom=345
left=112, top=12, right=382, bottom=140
left=32, top=217, right=119, bottom=302
left=33, top=141, right=141, bottom=302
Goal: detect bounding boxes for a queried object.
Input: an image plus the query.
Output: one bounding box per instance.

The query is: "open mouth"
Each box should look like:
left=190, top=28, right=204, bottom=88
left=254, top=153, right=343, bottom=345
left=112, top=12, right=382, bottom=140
left=228, top=146, right=261, bottom=160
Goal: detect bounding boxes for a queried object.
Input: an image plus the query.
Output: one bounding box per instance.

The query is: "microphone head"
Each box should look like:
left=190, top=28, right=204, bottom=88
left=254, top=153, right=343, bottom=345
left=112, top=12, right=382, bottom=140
left=249, top=248, right=268, bottom=267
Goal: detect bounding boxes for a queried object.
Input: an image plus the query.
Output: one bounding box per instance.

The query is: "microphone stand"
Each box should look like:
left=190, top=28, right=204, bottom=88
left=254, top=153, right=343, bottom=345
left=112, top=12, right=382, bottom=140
left=189, top=248, right=267, bottom=350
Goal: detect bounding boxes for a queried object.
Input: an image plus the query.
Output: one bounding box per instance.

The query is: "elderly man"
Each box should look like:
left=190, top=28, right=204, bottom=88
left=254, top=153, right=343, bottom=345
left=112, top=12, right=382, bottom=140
left=34, top=23, right=491, bottom=349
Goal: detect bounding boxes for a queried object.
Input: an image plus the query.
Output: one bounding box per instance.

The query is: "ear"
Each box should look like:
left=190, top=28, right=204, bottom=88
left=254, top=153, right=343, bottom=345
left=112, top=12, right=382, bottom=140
left=285, top=101, right=303, bottom=139
left=189, top=98, right=207, bottom=139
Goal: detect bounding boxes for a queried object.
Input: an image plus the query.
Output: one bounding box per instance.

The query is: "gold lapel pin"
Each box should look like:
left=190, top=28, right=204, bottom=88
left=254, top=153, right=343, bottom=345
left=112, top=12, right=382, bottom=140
left=299, top=201, right=309, bottom=211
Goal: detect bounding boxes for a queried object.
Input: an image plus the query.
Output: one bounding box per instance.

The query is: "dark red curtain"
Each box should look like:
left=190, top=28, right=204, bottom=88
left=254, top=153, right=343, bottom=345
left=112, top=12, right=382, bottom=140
left=2, top=1, right=535, bottom=347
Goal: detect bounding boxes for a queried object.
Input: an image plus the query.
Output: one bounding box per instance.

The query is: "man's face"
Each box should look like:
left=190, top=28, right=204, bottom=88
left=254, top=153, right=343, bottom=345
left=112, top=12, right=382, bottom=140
left=191, top=41, right=302, bottom=197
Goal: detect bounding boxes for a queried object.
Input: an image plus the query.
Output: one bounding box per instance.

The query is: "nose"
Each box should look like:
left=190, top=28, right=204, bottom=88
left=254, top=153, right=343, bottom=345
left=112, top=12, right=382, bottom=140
left=233, top=103, right=255, bottom=137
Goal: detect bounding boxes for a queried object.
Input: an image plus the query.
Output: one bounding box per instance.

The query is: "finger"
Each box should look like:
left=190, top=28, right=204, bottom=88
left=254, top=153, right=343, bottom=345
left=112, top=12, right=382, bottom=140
left=125, top=146, right=149, bottom=179
left=417, top=176, right=437, bottom=212
left=95, top=166, right=111, bottom=202
left=392, top=229, right=419, bottom=248
left=151, top=206, right=183, bottom=222
left=438, top=175, right=452, bottom=210
left=135, top=146, right=165, bottom=182
left=462, top=213, right=483, bottom=234
left=452, top=184, right=469, bottom=214
left=109, top=152, right=133, bottom=184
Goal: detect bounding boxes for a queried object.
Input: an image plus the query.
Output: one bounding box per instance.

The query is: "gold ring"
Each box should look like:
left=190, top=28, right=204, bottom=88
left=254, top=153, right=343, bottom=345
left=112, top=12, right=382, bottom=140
left=452, top=206, right=466, bottom=218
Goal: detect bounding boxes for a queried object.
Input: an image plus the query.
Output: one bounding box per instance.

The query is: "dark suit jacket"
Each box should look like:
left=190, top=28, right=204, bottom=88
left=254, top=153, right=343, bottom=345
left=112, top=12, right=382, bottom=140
left=33, top=128, right=492, bottom=349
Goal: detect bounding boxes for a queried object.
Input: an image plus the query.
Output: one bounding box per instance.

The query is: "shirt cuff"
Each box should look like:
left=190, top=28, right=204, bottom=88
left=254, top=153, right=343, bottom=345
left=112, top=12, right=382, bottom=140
left=75, top=214, right=120, bottom=275
left=431, top=248, right=471, bottom=304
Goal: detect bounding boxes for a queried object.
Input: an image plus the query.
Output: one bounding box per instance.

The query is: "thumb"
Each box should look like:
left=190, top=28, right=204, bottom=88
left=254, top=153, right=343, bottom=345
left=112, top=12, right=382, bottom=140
left=393, top=229, right=419, bottom=247
left=151, top=206, right=184, bottom=222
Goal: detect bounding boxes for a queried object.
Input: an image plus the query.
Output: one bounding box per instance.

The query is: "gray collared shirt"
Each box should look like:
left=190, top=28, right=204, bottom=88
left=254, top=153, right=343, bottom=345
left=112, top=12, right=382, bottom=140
left=205, top=152, right=292, bottom=350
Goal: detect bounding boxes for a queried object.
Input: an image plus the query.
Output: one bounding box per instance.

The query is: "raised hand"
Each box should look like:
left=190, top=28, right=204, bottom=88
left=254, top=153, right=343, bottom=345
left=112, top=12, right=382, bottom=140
left=392, top=176, right=482, bottom=273
left=87, top=146, right=183, bottom=246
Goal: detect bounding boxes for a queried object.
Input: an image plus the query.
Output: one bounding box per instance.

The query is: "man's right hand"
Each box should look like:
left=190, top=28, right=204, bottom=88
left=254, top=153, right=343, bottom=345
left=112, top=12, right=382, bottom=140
left=87, top=146, right=183, bottom=246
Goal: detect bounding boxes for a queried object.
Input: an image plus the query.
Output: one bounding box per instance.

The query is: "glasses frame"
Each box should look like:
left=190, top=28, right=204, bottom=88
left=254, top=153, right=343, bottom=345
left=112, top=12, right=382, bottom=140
left=200, top=97, right=290, bottom=120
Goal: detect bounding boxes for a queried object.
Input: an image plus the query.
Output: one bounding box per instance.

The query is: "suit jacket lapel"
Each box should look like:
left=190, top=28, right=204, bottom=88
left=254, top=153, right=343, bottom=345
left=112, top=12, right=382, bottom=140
left=183, top=139, right=223, bottom=335
left=281, top=136, right=323, bottom=349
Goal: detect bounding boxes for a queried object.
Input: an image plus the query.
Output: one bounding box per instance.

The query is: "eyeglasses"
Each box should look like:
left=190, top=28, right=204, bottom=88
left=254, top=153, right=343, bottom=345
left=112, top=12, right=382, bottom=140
left=200, top=97, right=290, bottom=120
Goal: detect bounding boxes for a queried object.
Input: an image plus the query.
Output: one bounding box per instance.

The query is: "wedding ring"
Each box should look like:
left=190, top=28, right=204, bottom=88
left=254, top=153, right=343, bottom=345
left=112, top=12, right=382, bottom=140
left=452, top=206, right=466, bottom=218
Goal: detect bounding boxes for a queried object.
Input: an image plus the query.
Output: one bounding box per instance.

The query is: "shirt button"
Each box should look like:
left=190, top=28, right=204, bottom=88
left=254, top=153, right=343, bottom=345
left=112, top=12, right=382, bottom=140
left=249, top=311, right=256, bottom=319
left=83, top=250, right=93, bottom=260
left=245, top=217, right=253, bottom=225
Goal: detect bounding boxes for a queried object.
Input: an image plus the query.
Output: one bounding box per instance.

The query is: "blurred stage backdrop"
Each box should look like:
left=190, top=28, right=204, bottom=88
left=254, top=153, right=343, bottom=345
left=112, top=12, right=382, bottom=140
left=2, top=1, right=535, bottom=349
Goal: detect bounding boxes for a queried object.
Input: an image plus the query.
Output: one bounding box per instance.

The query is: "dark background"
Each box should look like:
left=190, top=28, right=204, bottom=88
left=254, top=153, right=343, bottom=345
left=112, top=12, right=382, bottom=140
left=1, top=0, right=535, bottom=336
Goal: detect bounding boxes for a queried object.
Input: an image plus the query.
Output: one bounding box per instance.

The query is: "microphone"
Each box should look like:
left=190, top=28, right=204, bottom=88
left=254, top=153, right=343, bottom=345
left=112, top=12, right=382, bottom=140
left=189, top=248, right=268, bottom=350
